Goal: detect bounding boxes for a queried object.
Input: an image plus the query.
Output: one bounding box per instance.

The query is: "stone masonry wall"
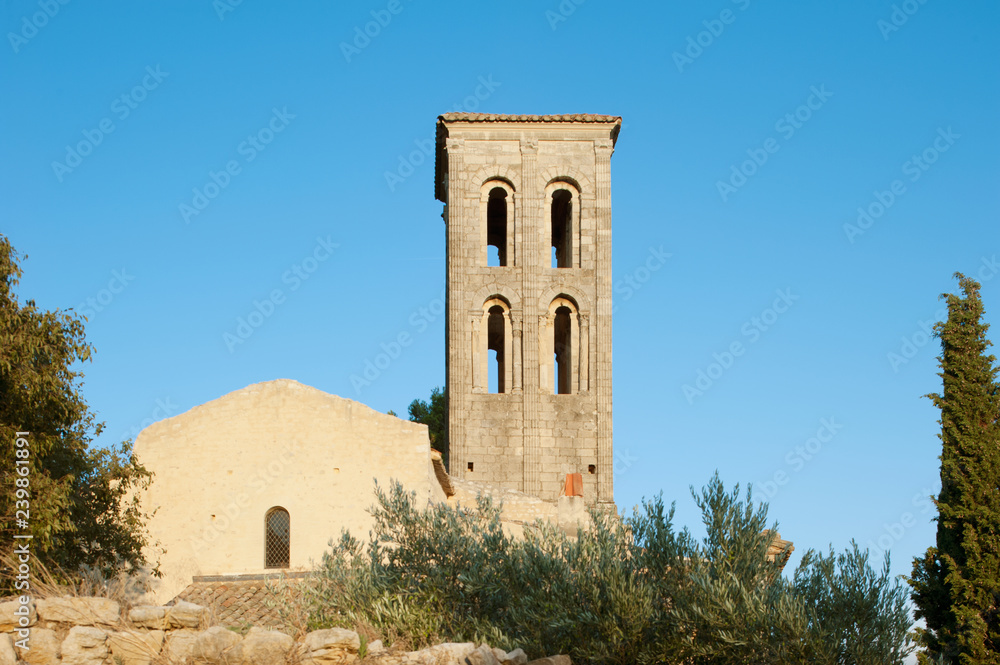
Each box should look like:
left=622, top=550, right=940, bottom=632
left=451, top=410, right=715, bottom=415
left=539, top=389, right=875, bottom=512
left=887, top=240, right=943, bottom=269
left=0, top=595, right=570, bottom=665
left=437, top=115, right=619, bottom=508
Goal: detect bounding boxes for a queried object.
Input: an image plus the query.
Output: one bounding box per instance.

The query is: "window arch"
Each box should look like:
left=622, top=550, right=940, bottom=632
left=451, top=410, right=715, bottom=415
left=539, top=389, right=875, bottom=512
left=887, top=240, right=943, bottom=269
left=480, top=180, right=515, bottom=267
left=540, top=297, right=589, bottom=395
left=553, top=305, right=572, bottom=394
left=264, top=507, right=290, bottom=569
left=473, top=298, right=516, bottom=394
left=546, top=182, right=580, bottom=268
left=487, top=305, right=506, bottom=393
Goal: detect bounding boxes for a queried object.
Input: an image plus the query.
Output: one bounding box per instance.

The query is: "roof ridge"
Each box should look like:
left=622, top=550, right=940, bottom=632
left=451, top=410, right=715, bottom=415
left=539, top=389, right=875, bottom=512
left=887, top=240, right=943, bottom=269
left=439, top=113, right=621, bottom=123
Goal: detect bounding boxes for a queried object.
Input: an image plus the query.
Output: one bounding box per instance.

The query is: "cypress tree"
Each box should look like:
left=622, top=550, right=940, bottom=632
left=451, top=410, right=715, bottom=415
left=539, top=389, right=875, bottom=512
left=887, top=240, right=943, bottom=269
left=910, top=273, right=1000, bottom=663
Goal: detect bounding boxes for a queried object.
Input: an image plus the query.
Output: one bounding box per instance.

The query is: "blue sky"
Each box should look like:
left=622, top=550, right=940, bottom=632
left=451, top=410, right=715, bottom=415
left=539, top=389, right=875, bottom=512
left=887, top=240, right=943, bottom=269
left=2, top=0, right=998, bottom=600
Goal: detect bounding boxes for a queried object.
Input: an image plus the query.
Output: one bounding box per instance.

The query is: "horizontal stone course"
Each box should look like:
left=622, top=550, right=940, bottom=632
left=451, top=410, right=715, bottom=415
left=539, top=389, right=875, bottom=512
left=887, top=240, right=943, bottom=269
left=1, top=594, right=573, bottom=664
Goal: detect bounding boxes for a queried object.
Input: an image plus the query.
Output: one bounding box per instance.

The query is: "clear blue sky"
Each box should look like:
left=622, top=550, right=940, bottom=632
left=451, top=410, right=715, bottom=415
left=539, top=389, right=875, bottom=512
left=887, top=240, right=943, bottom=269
left=2, top=0, right=998, bottom=598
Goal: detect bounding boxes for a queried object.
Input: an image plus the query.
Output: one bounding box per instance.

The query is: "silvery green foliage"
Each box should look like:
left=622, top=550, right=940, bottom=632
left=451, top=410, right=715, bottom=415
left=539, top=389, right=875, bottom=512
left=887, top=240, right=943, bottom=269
left=300, top=476, right=912, bottom=664
left=795, top=544, right=914, bottom=665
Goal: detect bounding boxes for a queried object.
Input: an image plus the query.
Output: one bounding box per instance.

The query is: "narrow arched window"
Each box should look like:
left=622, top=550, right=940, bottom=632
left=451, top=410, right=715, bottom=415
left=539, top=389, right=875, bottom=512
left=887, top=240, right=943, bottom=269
left=551, top=189, right=573, bottom=268
left=554, top=306, right=572, bottom=394
left=488, top=305, right=506, bottom=393
left=264, top=507, right=290, bottom=569
left=487, top=188, right=507, bottom=267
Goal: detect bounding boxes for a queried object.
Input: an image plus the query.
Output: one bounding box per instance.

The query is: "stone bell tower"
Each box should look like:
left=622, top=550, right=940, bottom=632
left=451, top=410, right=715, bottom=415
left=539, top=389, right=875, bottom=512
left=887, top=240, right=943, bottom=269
left=434, top=113, right=620, bottom=507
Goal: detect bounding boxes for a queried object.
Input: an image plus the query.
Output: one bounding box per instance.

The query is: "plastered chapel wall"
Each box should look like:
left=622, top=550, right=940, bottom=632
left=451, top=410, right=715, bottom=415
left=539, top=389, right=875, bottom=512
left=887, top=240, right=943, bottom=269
left=134, top=379, right=444, bottom=603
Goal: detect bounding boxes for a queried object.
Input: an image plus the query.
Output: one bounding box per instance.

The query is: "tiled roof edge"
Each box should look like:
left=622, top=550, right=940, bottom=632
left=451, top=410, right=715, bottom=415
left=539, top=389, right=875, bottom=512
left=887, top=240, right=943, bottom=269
left=439, top=113, right=621, bottom=124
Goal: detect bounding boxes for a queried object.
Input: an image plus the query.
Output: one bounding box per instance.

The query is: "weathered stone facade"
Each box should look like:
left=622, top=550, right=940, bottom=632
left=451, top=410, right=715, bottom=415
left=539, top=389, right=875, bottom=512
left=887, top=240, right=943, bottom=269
left=133, top=379, right=447, bottom=604
left=435, top=114, right=621, bottom=507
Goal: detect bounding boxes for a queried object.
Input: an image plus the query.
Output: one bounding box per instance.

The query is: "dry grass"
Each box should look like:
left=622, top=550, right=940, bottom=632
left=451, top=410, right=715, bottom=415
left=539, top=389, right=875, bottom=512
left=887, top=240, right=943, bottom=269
left=0, top=551, right=155, bottom=613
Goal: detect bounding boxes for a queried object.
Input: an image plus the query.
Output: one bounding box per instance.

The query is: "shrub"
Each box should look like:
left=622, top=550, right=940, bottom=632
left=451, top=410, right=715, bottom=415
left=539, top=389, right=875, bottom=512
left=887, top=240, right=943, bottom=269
left=299, top=475, right=913, bottom=664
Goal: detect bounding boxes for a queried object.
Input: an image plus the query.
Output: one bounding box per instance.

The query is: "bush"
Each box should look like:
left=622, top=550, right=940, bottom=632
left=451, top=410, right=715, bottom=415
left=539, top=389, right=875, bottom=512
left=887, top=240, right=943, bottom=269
left=298, top=475, right=914, bottom=664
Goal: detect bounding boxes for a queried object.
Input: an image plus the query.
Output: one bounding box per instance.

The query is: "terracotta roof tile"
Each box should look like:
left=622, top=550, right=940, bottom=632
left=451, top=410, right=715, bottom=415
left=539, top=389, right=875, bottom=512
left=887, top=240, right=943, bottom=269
left=439, top=113, right=621, bottom=124
left=172, top=574, right=310, bottom=629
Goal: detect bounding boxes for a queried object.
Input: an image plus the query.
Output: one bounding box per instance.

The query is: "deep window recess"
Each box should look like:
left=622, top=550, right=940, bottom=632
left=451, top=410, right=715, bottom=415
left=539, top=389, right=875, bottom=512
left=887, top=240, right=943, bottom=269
left=554, top=306, right=572, bottom=394
left=264, top=507, right=290, bottom=569
left=487, top=187, right=508, bottom=267
left=488, top=305, right=506, bottom=393
left=551, top=189, right=573, bottom=268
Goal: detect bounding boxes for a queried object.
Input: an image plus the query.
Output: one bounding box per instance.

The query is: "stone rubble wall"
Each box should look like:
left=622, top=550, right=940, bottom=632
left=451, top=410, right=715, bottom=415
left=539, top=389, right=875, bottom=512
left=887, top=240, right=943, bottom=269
left=449, top=478, right=591, bottom=537
left=0, top=595, right=571, bottom=665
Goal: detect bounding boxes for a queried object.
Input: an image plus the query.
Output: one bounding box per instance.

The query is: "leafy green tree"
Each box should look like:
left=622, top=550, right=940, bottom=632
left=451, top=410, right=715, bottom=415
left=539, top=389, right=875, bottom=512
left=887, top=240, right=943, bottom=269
left=408, top=386, right=447, bottom=467
left=0, top=235, right=155, bottom=589
left=910, top=274, right=1000, bottom=663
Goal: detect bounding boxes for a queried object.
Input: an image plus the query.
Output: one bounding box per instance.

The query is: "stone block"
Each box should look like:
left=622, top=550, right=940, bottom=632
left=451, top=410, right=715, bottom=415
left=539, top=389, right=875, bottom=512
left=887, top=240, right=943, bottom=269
left=37, top=597, right=120, bottom=625
left=405, top=641, right=476, bottom=664
left=108, top=629, right=164, bottom=665
left=526, top=657, right=572, bottom=665
left=162, top=628, right=199, bottom=663
left=191, top=626, right=242, bottom=664
left=61, top=626, right=109, bottom=665
left=465, top=644, right=501, bottom=665
left=303, top=627, right=360, bottom=654
left=0, top=598, right=34, bottom=632
left=241, top=626, right=294, bottom=664
left=501, top=648, right=529, bottom=665
left=167, top=599, right=206, bottom=628
left=128, top=605, right=168, bottom=629
left=0, top=634, right=15, bottom=665
left=21, top=627, right=60, bottom=665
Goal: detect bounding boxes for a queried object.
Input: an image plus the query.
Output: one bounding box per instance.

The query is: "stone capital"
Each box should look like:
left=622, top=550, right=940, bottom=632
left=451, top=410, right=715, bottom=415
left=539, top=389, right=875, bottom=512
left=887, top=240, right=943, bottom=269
left=594, top=138, right=614, bottom=157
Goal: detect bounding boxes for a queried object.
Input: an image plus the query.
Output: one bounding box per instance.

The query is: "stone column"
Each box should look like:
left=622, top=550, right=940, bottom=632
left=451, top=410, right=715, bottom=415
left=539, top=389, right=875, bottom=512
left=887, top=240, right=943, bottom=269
left=471, top=314, right=482, bottom=393
left=520, top=139, right=541, bottom=496
left=502, top=309, right=512, bottom=393
left=579, top=313, right=590, bottom=394
left=594, top=138, right=614, bottom=505
left=446, top=137, right=467, bottom=477
left=511, top=312, right=523, bottom=394
left=539, top=313, right=552, bottom=393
